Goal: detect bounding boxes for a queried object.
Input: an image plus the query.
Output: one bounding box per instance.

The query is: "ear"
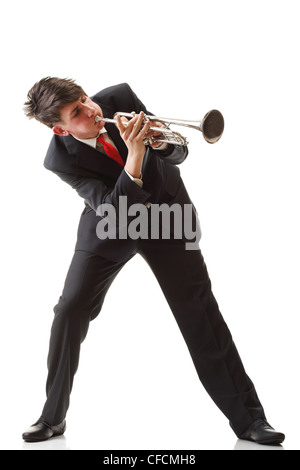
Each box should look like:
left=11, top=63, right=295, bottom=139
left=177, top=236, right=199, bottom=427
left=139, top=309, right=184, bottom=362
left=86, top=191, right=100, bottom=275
left=53, top=125, right=70, bottom=136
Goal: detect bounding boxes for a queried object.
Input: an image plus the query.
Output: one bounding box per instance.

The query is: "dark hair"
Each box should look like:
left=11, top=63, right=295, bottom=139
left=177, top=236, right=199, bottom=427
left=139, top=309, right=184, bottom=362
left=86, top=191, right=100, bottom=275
left=24, top=77, right=86, bottom=128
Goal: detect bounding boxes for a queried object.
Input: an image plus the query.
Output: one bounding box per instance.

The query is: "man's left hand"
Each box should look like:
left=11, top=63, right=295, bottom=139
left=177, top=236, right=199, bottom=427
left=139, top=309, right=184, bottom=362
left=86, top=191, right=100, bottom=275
left=144, top=120, right=167, bottom=149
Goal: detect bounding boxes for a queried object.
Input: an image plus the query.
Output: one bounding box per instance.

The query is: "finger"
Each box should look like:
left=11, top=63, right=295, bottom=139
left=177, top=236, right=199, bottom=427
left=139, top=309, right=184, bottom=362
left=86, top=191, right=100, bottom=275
left=146, top=129, right=162, bottom=137
left=152, top=120, right=166, bottom=128
left=126, top=112, right=145, bottom=139
left=126, top=113, right=140, bottom=130
left=137, top=119, right=151, bottom=140
left=151, top=141, right=164, bottom=148
left=133, top=111, right=144, bottom=132
left=120, top=115, right=137, bottom=141
left=115, top=114, right=126, bottom=133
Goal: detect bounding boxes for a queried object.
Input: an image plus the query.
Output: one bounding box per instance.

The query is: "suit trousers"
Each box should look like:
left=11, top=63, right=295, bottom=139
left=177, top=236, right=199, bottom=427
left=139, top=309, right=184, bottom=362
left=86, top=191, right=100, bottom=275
left=41, top=239, right=265, bottom=437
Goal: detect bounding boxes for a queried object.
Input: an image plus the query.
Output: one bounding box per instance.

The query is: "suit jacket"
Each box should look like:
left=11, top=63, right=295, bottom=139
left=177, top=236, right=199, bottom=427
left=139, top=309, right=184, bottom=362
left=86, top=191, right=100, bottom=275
left=44, top=83, right=189, bottom=261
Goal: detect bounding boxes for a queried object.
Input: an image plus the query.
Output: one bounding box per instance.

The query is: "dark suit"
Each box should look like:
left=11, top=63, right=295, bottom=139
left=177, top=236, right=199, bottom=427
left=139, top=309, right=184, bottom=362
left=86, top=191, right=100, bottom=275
left=41, top=83, right=265, bottom=436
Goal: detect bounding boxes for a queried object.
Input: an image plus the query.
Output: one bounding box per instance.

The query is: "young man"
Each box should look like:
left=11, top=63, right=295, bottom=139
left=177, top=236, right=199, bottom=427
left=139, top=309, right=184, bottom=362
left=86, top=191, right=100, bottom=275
left=22, top=78, right=284, bottom=445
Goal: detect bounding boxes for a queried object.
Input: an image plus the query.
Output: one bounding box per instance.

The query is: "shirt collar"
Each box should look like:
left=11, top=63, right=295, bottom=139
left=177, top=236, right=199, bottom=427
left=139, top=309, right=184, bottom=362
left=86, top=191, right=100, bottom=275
left=72, top=126, right=107, bottom=149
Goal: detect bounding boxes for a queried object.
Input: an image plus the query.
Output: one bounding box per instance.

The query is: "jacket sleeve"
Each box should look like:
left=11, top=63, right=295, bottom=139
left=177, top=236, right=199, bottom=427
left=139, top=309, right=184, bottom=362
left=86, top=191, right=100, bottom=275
left=50, top=168, right=151, bottom=224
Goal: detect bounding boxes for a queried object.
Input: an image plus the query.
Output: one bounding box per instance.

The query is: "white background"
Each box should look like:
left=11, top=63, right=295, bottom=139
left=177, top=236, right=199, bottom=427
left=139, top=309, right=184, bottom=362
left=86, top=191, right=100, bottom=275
left=0, top=0, right=299, bottom=451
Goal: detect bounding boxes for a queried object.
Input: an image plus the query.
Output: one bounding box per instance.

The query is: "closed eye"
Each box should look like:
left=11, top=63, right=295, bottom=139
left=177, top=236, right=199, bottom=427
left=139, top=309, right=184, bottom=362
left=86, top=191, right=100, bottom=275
left=71, top=96, right=87, bottom=118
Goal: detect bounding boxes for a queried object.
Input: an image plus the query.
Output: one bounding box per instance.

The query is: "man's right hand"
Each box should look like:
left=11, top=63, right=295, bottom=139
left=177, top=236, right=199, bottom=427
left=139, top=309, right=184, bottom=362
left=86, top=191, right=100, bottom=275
left=115, top=112, right=150, bottom=178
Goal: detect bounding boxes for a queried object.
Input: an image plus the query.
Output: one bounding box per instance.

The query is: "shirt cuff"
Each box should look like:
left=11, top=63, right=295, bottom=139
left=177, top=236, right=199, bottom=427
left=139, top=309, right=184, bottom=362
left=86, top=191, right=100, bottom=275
left=155, top=142, right=169, bottom=151
left=124, top=168, right=143, bottom=188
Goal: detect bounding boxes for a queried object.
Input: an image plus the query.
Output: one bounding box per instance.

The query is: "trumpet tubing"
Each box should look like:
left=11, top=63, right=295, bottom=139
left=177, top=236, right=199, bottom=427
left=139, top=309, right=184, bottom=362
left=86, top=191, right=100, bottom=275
left=95, top=109, right=224, bottom=146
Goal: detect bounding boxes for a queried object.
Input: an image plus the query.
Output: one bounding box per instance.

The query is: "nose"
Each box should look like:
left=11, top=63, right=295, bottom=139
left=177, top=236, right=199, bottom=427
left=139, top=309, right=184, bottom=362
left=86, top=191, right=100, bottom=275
left=82, top=102, right=95, bottom=118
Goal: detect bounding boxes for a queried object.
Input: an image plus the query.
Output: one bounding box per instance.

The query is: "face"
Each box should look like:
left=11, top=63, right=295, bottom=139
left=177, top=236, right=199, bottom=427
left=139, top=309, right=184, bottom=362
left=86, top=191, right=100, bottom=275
left=53, top=95, right=105, bottom=139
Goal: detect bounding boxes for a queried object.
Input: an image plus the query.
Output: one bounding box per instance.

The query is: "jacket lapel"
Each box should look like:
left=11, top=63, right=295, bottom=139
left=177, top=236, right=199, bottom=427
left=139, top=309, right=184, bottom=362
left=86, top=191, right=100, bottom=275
left=64, top=135, right=123, bottom=180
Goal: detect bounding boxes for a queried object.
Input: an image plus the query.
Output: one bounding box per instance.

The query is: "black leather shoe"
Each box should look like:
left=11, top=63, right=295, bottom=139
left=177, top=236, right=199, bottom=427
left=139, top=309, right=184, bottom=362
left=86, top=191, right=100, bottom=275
left=239, top=418, right=285, bottom=445
left=22, top=420, right=66, bottom=442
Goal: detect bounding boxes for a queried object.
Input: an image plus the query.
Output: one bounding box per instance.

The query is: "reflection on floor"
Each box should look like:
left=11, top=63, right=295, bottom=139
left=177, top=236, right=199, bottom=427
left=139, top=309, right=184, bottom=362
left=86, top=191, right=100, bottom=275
left=21, top=436, right=285, bottom=451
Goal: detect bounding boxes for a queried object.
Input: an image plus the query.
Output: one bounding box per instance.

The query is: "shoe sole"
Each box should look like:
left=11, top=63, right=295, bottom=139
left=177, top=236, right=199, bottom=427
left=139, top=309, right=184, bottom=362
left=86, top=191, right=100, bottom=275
left=23, top=436, right=52, bottom=442
left=22, top=428, right=65, bottom=443
left=255, top=437, right=285, bottom=445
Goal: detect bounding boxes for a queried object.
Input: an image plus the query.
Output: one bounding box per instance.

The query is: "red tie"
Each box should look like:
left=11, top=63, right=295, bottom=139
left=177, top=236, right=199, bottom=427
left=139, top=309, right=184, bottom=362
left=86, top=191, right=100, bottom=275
left=97, top=134, right=124, bottom=167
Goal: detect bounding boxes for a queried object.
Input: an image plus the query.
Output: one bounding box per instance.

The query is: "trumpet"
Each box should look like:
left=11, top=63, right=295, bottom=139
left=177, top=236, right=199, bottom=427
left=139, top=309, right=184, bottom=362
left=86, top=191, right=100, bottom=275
left=95, top=109, right=224, bottom=146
